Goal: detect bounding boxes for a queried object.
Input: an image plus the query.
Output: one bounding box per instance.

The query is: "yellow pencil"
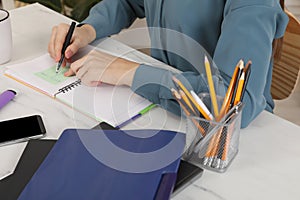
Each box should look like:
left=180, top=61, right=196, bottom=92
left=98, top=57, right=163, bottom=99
left=171, top=88, right=206, bottom=136
left=204, top=55, right=219, bottom=117
left=179, top=90, right=196, bottom=114
left=234, top=71, right=245, bottom=105
left=172, top=76, right=213, bottom=120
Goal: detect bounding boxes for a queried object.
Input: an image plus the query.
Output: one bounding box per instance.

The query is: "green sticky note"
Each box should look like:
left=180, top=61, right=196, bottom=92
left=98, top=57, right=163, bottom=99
left=35, top=66, right=69, bottom=85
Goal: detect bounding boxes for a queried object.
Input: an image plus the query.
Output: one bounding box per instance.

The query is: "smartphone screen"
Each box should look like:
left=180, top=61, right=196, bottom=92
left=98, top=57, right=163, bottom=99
left=0, top=115, right=46, bottom=146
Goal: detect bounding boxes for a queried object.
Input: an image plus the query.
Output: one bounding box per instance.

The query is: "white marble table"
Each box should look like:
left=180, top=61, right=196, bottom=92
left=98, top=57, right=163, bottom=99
left=1, top=3, right=300, bottom=200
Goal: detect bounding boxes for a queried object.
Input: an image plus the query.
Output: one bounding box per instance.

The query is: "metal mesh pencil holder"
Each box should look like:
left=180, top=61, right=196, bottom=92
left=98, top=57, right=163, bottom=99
left=182, top=99, right=244, bottom=173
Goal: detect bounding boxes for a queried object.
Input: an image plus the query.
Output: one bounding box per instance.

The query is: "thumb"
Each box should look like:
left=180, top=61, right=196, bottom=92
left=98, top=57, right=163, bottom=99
left=65, top=46, right=76, bottom=59
left=65, top=39, right=82, bottom=59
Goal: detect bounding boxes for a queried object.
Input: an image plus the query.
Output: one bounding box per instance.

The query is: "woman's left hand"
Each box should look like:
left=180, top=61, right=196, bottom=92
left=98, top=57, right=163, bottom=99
left=64, top=49, right=140, bottom=87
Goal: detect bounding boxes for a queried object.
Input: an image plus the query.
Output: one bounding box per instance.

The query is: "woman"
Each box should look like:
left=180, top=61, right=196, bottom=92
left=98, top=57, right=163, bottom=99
left=48, top=0, right=288, bottom=128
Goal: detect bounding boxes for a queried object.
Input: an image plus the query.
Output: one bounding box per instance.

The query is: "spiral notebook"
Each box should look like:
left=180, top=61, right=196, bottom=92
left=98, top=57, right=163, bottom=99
left=4, top=53, right=152, bottom=127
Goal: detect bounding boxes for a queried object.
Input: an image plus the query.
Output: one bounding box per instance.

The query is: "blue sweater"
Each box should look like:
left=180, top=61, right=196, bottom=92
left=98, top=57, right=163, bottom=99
left=82, top=0, right=288, bottom=128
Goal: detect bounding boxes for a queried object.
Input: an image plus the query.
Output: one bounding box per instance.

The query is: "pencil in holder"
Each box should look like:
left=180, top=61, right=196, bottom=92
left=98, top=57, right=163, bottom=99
left=182, top=95, right=244, bottom=173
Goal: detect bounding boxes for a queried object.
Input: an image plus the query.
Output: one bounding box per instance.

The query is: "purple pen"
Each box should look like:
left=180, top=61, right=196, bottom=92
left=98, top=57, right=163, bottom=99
left=0, top=89, right=16, bottom=110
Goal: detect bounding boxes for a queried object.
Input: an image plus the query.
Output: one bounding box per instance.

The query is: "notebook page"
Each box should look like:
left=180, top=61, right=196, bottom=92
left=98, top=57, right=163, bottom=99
left=4, top=54, right=78, bottom=97
left=56, top=83, right=152, bottom=126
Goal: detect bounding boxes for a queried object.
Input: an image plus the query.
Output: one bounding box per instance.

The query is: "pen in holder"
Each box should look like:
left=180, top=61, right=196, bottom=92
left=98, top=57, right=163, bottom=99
left=182, top=93, right=244, bottom=173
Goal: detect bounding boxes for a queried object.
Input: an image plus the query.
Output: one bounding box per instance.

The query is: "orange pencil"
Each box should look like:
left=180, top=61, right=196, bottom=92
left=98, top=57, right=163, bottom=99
left=215, top=69, right=249, bottom=166
left=221, top=121, right=235, bottom=161
left=203, top=127, right=223, bottom=166
left=240, top=60, right=252, bottom=101
left=213, top=61, right=246, bottom=166
left=217, top=60, right=244, bottom=121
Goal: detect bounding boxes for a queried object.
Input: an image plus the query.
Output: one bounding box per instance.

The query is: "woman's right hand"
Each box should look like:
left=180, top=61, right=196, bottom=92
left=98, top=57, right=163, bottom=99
left=48, top=23, right=96, bottom=67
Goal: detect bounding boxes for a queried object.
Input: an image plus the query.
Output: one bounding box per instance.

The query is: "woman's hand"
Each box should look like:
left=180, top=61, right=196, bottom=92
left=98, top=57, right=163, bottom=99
left=48, top=23, right=96, bottom=67
left=64, top=50, right=140, bottom=87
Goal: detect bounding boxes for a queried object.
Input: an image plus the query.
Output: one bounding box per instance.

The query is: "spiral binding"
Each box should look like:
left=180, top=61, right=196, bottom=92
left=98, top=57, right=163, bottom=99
left=54, top=80, right=81, bottom=97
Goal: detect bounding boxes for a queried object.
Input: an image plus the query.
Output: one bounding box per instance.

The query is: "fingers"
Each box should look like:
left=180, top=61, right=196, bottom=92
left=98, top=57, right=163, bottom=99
left=66, top=64, right=102, bottom=87
left=63, top=55, right=82, bottom=77
left=63, top=49, right=138, bottom=87
left=68, top=55, right=103, bottom=86
left=64, top=37, right=80, bottom=59
left=64, top=55, right=87, bottom=77
left=64, top=68, right=75, bottom=77
left=48, top=23, right=68, bottom=62
left=81, top=76, right=102, bottom=87
left=48, top=23, right=80, bottom=62
left=48, top=23, right=97, bottom=67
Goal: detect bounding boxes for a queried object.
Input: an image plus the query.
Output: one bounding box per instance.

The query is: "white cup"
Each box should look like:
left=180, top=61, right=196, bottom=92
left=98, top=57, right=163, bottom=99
left=0, top=9, right=13, bottom=65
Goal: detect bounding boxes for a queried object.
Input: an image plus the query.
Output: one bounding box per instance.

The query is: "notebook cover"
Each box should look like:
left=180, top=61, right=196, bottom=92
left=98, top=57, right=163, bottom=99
left=17, top=129, right=185, bottom=200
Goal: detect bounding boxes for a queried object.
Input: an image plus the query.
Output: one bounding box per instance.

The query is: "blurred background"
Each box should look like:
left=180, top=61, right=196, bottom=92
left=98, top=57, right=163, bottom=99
left=1, top=0, right=101, bottom=22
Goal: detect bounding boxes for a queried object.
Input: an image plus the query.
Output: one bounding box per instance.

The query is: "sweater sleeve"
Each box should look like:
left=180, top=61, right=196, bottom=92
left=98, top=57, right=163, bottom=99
left=81, top=0, right=145, bottom=39
left=213, top=1, right=288, bottom=127
left=131, top=1, right=288, bottom=128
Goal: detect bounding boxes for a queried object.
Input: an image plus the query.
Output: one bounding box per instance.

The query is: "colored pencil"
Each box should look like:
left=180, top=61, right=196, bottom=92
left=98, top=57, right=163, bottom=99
left=217, top=60, right=244, bottom=121
left=233, top=71, right=245, bottom=105
left=172, top=76, right=213, bottom=120
left=204, top=55, right=219, bottom=117
left=171, top=88, right=206, bottom=136
left=240, top=60, right=252, bottom=101
left=190, top=90, right=214, bottom=120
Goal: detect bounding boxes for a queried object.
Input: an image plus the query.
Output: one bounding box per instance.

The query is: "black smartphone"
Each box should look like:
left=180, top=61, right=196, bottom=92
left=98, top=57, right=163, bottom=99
left=0, top=115, right=46, bottom=147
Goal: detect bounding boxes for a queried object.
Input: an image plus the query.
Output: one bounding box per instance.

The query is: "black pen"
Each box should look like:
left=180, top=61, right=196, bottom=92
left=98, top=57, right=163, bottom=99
left=56, top=21, right=76, bottom=73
